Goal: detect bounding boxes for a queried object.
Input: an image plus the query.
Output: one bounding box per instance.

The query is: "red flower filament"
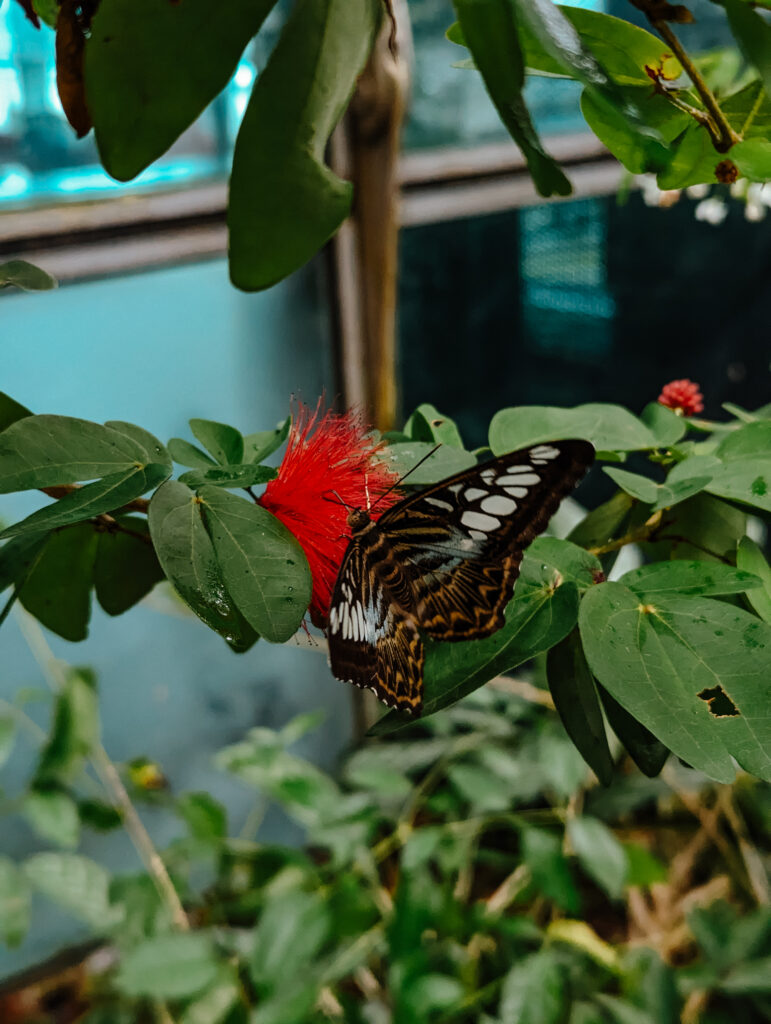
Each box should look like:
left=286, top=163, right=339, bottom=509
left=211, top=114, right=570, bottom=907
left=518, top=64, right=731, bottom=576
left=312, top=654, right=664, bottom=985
left=657, top=378, right=704, bottom=416
left=259, top=402, right=401, bottom=625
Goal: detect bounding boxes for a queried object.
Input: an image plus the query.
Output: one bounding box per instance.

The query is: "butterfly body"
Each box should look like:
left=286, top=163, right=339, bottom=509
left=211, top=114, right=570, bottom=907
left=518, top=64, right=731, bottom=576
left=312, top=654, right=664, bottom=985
left=327, top=441, right=594, bottom=715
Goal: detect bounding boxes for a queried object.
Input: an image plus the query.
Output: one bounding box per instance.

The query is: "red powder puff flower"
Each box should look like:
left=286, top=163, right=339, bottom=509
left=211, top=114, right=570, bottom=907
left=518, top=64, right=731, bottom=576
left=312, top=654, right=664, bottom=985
left=259, top=401, right=402, bottom=627
left=657, top=378, right=704, bottom=416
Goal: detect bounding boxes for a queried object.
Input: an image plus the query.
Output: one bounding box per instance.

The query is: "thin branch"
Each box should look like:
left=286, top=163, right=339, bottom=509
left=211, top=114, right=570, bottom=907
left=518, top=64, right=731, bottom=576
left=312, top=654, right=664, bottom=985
left=638, top=7, right=740, bottom=150
left=587, top=510, right=664, bottom=557
left=17, top=612, right=190, bottom=932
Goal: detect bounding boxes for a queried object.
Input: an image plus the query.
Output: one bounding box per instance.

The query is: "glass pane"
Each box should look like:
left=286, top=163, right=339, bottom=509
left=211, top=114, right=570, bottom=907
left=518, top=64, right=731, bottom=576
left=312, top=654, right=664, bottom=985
left=397, top=194, right=771, bottom=446
left=0, top=5, right=284, bottom=207
left=0, top=256, right=347, bottom=978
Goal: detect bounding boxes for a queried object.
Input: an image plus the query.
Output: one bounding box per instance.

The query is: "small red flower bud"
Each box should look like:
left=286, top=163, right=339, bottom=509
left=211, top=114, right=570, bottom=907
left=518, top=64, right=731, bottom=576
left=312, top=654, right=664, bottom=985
left=657, top=378, right=704, bottom=416
left=259, top=401, right=401, bottom=626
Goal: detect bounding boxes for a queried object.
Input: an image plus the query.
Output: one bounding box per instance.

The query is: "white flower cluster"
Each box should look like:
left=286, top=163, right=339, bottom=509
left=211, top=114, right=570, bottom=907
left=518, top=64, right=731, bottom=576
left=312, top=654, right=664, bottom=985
left=636, top=174, right=771, bottom=225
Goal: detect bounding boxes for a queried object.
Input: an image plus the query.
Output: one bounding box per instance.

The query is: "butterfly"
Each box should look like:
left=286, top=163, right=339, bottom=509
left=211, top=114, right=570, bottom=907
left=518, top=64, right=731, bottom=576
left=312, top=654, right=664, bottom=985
left=327, top=440, right=594, bottom=715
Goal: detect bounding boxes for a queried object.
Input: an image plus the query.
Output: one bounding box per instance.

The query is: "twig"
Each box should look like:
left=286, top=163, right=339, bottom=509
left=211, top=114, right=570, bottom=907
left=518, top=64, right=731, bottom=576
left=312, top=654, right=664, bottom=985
left=633, top=2, right=740, bottom=150
left=16, top=613, right=190, bottom=932
left=487, top=674, right=555, bottom=709
left=588, top=510, right=664, bottom=557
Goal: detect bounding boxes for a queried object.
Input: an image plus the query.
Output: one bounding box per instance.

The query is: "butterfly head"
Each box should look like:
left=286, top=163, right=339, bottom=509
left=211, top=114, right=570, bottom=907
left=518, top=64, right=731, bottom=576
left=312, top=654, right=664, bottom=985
left=347, top=508, right=373, bottom=536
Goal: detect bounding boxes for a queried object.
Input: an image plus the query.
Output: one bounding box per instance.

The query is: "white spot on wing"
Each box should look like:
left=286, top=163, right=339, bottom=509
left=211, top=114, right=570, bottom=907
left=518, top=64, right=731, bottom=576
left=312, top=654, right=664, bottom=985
left=464, top=487, right=488, bottom=502
left=504, top=486, right=528, bottom=498
left=448, top=483, right=463, bottom=494
left=531, top=445, right=560, bottom=459
left=503, top=464, right=533, bottom=473
left=424, top=496, right=453, bottom=511
left=481, top=494, right=517, bottom=516
left=499, top=473, right=540, bottom=485
left=461, top=510, right=500, bottom=532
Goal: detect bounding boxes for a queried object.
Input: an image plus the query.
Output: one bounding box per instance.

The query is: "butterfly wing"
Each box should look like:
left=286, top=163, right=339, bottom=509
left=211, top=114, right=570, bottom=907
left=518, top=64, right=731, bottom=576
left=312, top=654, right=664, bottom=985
left=327, top=540, right=424, bottom=714
left=377, top=440, right=594, bottom=641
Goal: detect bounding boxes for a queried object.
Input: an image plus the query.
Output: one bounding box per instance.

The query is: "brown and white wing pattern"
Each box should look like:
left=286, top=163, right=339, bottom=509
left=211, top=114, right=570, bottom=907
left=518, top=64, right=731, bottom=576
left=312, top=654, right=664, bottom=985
left=327, top=440, right=594, bottom=714
left=327, top=541, right=424, bottom=714
left=377, top=441, right=595, bottom=641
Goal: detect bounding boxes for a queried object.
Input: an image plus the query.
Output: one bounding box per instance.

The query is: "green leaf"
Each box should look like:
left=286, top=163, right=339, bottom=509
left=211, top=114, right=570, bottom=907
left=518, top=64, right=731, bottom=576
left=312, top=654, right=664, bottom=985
left=105, top=421, right=172, bottom=473
left=620, top=560, right=762, bottom=599
left=490, top=403, right=655, bottom=454
left=720, top=956, right=771, bottom=994
left=36, top=667, right=99, bottom=785
left=32, top=0, right=59, bottom=28
left=0, top=717, right=15, bottom=769
left=524, top=7, right=681, bottom=85
left=199, top=486, right=311, bottom=642
left=643, top=492, right=745, bottom=566
left=176, top=792, right=227, bottom=842
left=547, top=630, right=614, bottom=786
left=453, top=0, right=572, bottom=198
left=0, top=415, right=152, bottom=493
left=623, top=842, right=667, bottom=886
left=243, top=416, right=291, bottom=464
left=179, top=464, right=277, bottom=489
left=405, top=404, right=465, bottom=448
left=509, top=0, right=665, bottom=164
left=598, top=685, right=669, bottom=777
left=722, top=0, right=771, bottom=103
left=22, top=788, right=81, bottom=848
left=116, top=933, right=220, bottom=999
left=581, top=87, right=687, bottom=175
left=651, top=476, right=713, bottom=514
left=0, top=392, right=32, bottom=433
left=604, top=467, right=659, bottom=505
left=148, top=481, right=259, bottom=651
left=519, top=536, right=602, bottom=592
left=86, top=0, right=278, bottom=180
left=499, top=950, right=567, bottom=1024
left=521, top=826, right=580, bottom=913
left=77, top=799, right=122, bottom=832
left=179, top=969, right=241, bottom=1024
left=0, top=259, right=57, bottom=291
left=567, top=490, right=634, bottom=573
left=640, top=403, right=687, bottom=448
left=0, top=856, right=31, bottom=947
left=657, top=123, right=720, bottom=190
left=707, top=422, right=771, bottom=512
left=580, top=582, right=771, bottom=782
left=94, top=516, right=164, bottom=615
left=568, top=817, right=628, bottom=899
left=228, top=0, right=379, bottom=290
left=251, top=888, right=330, bottom=992
left=168, top=438, right=218, bottom=470
left=0, top=462, right=170, bottom=541
left=732, top=137, right=771, bottom=182
left=18, top=524, right=98, bottom=641
left=379, top=442, right=477, bottom=484
left=189, top=419, right=244, bottom=465
left=737, top=537, right=771, bottom=623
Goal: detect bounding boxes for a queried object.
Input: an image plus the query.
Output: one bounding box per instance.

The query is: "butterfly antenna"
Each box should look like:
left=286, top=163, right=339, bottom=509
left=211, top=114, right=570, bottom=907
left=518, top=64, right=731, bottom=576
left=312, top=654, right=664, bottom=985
left=372, top=443, right=442, bottom=511
left=323, top=490, right=353, bottom=510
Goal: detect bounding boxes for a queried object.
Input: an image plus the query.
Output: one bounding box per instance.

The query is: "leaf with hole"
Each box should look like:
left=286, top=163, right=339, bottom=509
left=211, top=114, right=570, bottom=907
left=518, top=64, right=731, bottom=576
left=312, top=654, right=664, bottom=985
left=580, top=582, right=771, bottom=782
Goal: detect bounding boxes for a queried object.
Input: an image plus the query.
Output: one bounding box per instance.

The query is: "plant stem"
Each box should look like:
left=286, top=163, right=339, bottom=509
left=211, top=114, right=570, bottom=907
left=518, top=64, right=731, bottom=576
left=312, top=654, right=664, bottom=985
left=16, top=612, right=190, bottom=932
left=587, top=510, right=664, bottom=557
left=647, top=16, right=739, bottom=150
